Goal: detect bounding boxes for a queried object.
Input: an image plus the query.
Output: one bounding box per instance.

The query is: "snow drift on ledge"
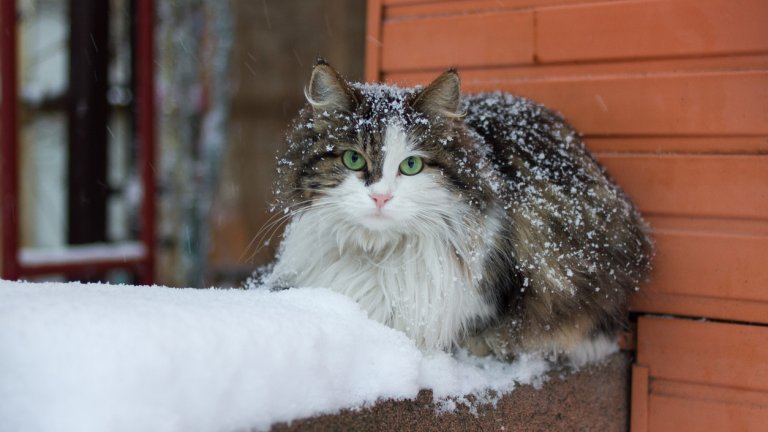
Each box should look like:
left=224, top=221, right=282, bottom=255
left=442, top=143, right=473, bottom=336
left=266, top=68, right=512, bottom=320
left=0, top=280, right=609, bottom=432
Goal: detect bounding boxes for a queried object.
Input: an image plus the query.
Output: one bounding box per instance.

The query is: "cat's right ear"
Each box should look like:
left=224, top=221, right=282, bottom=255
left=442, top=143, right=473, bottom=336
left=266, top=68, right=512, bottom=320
left=305, top=63, right=358, bottom=114
left=411, top=69, right=463, bottom=118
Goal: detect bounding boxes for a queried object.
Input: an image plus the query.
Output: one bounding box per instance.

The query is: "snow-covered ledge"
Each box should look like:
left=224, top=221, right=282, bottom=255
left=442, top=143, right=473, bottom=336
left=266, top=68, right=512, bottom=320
left=273, top=354, right=629, bottom=431
left=0, top=281, right=629, bottom=432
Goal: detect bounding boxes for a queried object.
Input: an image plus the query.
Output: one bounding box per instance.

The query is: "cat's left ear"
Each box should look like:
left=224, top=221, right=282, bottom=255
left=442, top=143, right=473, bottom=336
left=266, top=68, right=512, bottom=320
left=305, top=61, right=358, bottom=114
left=411, top=69, right=463, bottom=118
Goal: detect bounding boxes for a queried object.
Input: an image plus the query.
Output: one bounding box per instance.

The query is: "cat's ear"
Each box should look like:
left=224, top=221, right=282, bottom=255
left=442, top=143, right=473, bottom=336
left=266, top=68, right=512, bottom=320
left=411, top=69, right=463, bottom=118
left=305, top=61, right=358, bottom=113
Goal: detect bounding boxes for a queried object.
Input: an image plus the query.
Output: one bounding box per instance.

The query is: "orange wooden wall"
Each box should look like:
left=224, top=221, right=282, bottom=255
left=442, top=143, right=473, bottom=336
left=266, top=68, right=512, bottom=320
left=366, top=0, right=768, bottom=430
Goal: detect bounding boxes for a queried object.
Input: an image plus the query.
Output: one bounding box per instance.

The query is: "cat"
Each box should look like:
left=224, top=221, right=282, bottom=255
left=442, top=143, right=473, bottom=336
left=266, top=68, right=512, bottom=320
left=261, top=59, right=653, bottom=362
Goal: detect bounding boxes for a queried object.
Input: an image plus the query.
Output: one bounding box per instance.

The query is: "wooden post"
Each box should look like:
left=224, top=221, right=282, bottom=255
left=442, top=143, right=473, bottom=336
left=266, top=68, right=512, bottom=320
left=67, top=0, right=110, bottom=244
left=136, top=0, right=156, bottom=285
left=0, top=0, right=20, bottom=280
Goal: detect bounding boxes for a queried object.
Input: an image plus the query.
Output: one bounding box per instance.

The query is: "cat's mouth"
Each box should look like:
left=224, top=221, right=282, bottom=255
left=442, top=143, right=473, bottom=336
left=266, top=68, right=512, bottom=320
left=358, top=209, right=397, bottom=231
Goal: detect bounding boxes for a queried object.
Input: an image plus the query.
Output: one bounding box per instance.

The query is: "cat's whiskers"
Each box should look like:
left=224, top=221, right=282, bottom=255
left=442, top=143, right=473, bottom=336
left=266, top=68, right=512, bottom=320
left=241, top=198, right=329, bottom=263
left=241, top=214, right=293, bottom=264
left=411, top=209, right=479, bottom=241
left=239, top=210, right=290, bottom=264
left=359, top=238, right=424, bottom=269
left=286, top=187, right=488, bottom=272
left=409, top=209, right=492, bottom=276
left=409, top=217, right=471, bottom=268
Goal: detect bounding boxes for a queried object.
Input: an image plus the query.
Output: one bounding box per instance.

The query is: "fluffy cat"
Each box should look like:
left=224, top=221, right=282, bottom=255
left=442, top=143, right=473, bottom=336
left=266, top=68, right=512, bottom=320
left=261, top=60, right=653, bottom=361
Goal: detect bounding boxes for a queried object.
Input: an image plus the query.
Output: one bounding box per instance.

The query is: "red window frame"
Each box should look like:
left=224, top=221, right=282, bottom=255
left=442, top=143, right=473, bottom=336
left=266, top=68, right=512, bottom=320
left=0, top=0, right=156, bottom=284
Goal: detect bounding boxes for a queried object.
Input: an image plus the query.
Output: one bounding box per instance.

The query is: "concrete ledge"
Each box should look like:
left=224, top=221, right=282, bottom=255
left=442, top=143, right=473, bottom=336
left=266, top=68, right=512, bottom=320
left=272, top=352, right=630, bottom=431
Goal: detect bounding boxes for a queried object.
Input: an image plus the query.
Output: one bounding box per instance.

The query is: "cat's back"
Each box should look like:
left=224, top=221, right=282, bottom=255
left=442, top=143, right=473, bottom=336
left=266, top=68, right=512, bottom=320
left=462, top=91, right=572, bottom=142
left=461, top=91, right=601, bottom=191
left=460, top=91, right=653, bottom=312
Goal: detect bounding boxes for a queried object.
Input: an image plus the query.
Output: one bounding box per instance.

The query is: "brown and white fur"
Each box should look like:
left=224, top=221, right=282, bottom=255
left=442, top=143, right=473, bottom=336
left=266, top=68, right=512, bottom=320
left=263, top=61, right=653, bottom=362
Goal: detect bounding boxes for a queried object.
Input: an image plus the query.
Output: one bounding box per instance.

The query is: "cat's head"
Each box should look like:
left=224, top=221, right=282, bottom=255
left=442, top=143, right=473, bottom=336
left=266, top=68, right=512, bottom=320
left=275, top=61, right=490, bottom=243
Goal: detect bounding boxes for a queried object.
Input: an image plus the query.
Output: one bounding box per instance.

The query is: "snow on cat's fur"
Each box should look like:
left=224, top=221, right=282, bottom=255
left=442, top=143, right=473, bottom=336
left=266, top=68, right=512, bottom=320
left=270, top=121, right=499, bottom=350
left=263, top=61, right=653, bottom=361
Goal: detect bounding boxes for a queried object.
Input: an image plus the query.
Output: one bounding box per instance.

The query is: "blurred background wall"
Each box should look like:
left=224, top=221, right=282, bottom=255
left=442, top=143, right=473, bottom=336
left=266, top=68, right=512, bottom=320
left=207, top=0, right=365, bottom=287
left=3, top=0, right=365, bottom=287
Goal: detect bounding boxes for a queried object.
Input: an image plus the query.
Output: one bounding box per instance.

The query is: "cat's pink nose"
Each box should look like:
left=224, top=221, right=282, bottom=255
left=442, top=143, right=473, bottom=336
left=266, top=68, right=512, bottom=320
left=370, top=193, right=392, bottom=209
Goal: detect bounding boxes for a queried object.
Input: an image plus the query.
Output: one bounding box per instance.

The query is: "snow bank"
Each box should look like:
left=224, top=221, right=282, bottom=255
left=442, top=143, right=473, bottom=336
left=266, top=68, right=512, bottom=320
left=0, top=280, right=550, bottom=432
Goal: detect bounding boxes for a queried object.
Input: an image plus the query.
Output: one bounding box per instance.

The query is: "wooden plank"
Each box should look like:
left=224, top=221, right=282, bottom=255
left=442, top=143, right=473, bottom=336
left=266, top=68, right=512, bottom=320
left=639, top=318, right=768, bottom=430
left=497, top=72, right=768, bottom=136
left=586, top=137, right=768, bottom=155
left=380, top=11, right=534, bottom=71
left=537, top=0, right=768, bottom=62
left=637, top=317, right=768, bottom=391
left=630, top=292, right=768, bottom=325
left=383, top=0, right=593, bottom=4
left=631, top=218, right=768, bottom=322
left=631, top=366, right=649, bottom=432
left=388, top=71, right=768, bottom=135
left=648, top=393, right=768, bottom=432
left=385, top=54, right=768, bottom=82
left=382, top=0, right=446, bottom=6
left=385, top=0, right=595, bottom=18
left=646, top=216, right=768, bottom=237
left=598, top=154, right=768, bottom=220
left=366, top=0, right=384, bottom=82
left=652, top=380, right=768, bottom=408
left=642, top=229, right=768, bottom=303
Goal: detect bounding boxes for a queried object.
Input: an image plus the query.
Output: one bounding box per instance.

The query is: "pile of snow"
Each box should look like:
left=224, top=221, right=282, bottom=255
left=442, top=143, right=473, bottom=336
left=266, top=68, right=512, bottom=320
left=0, top=280, right=555, bottom=432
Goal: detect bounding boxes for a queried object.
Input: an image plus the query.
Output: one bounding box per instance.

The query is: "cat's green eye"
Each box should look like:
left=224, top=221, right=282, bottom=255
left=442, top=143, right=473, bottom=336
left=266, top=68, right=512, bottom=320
left=342, top=150, right=366, bottom=171
left=399, top=156, right=424, bottom=176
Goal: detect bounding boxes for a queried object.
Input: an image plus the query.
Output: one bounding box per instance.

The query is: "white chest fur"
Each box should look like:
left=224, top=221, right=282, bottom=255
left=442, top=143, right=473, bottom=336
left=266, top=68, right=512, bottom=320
left=268, top=209, right=497, bottom=351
